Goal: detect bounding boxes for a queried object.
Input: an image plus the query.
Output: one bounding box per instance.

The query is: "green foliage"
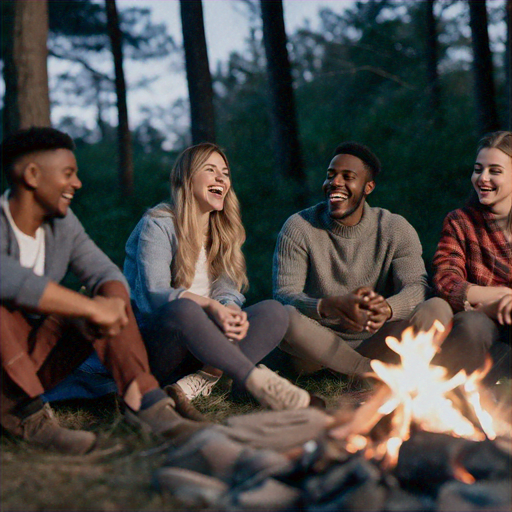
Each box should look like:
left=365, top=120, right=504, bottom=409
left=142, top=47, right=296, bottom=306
left=35, top=0, right=508, bottom=303
left=69, top=140, right=173, bottom=274
left=209, top=0, right=508, bottom=299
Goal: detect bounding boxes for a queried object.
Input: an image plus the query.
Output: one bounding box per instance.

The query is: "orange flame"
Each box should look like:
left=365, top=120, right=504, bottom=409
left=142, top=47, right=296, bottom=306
left=339, top=321, right=506, bottom=469
left=453, top=463, right=476, bottom=484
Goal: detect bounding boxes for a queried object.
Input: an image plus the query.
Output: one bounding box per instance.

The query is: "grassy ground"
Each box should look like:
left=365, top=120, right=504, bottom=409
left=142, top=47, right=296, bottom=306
left=2, top=373, right=509, bottom=512
left=0, top=372, right=364, bottom=512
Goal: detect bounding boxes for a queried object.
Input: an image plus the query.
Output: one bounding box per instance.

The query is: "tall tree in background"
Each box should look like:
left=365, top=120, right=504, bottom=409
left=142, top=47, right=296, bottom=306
left=180, top=0, right=216, bottom=144
left=105, top=0, right=133, bottom=196
left=468, top=0, right=500, bottom=134
left=46, top=0, right=175, bottom=143
left=3, top=0, right=51, bottom=135
left=425, top=0, right=440, bottom=113
left=2, top=0, right=19, bottom=136
left=260, top=0, right=305, bottom=186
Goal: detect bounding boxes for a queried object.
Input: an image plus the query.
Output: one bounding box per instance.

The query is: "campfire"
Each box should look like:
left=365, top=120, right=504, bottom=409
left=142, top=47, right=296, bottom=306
left=320, top=321, right=512, bottom=510
left=331, top=322, right=507, bottom=461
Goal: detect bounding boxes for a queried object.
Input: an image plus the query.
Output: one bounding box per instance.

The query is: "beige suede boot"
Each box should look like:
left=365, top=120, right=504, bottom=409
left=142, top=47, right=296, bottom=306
left=245, top=365, right=310, bottom=410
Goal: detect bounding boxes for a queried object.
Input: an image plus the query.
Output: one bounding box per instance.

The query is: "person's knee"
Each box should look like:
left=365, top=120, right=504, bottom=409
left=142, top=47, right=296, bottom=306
left=97, top=280, right=130, bottom=302
left=281, top=305, right=302, bottom=341
left=410, top=297, right=453, bottom=332
left=453, top=310, right=496, bottom=336
left=159, top=298, right=204, bottom=329
left=451, top=310, right=497, bottom=350
left=281, top=305, right=320, bottom=350
left=254, top=300, right=289, bottom=330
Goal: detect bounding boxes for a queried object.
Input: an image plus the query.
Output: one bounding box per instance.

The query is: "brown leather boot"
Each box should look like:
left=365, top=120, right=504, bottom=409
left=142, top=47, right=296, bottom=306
left=164, top=384, right=208, bottom=422
left=17, top=404, right=97, bottom=455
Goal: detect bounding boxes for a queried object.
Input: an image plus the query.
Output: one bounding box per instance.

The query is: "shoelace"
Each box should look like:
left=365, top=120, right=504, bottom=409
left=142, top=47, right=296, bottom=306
left=263, top=376, right=302, bottom=408
left=179, top=373, right=214, bottom=398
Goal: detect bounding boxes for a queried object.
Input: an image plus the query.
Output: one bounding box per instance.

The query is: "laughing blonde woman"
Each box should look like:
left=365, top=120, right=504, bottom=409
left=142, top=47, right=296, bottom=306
left=124, top=143, right=313, bottom=417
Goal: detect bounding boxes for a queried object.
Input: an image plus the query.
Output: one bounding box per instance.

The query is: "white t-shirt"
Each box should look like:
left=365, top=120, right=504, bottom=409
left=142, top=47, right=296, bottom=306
left=187, top=245, right=211, bottom=298
left=1, top=191, right=45, bottom=276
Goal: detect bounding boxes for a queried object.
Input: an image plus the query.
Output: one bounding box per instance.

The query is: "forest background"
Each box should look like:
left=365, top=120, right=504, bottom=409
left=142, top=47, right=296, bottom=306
left=0, top=2, right=511, bottom=509
left=1, top=0, right=510, bottom=305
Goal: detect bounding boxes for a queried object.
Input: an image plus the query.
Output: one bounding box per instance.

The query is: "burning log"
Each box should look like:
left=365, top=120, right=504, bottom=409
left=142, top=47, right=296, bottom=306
left=395, top=432, right=477, bottom=495
left=156, top=321, right=512, bottom=511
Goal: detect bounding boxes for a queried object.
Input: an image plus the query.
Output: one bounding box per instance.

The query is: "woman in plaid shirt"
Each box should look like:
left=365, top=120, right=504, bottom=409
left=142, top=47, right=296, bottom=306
left=420, top=131, right=511, bottom=384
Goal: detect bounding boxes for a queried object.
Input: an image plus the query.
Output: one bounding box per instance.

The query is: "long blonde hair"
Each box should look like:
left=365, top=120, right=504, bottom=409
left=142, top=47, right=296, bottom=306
left=156, top=143, right=248, bottom=291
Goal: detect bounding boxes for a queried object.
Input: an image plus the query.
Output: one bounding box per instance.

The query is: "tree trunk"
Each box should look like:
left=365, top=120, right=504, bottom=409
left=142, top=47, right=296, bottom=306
left=4, top=0, right=51, bottom=133
left=425, top=0, right=440, bottom=112
left=2, top=0, right=19, bottom=136
left=468, top=0, right=500, bottom=134
left=260, top=0, right=305, bottom=185
left=180, top=0, right=216, bottom=144
left=105, top=0, right=134, bottom=196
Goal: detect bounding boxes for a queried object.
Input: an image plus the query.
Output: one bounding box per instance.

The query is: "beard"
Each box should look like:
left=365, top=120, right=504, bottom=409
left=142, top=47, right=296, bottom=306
left=329, top=190, right=366, bottom=221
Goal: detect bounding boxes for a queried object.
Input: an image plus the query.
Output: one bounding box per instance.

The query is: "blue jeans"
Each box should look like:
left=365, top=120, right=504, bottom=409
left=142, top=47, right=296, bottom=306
left=42, top=352, right=117, bottom=402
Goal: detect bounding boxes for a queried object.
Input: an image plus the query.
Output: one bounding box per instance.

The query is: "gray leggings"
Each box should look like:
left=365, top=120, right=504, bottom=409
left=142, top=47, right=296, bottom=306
left=142, top=299, right=289, bottom=386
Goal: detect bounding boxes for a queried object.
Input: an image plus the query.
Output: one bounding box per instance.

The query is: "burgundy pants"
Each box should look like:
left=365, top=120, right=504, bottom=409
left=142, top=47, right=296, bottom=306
left=0, top=281, right=159, bottom=419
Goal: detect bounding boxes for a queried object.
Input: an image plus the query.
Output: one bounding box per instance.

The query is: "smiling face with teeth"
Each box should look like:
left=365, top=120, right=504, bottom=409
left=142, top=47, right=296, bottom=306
left=27, top=148, right=82, bottom=219
left=191, top=151, right=231, bottom=215
left=471, top=147, right=511, bottom=215
left=322, top=153, right=375, bottom=226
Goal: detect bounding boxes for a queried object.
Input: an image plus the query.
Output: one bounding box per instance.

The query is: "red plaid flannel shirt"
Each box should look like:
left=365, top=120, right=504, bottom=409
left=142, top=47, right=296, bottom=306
left=433, top=204, right=511, bottom=312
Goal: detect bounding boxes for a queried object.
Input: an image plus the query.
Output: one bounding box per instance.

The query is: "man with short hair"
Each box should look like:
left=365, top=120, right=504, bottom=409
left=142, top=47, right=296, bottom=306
left=273, top=142, right=429, bottom=376
left=0, top=127, right=204, bottom=454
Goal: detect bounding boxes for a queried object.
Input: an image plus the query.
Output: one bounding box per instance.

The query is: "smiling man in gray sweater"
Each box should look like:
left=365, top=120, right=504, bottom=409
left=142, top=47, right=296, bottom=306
left=273, top=142, right=429, bottom=377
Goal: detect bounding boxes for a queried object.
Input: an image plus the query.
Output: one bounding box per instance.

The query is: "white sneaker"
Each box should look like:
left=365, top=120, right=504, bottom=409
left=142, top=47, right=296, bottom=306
left=245, top=365, right=310, bottom=410
left=176, top=371, right=220, bottom=400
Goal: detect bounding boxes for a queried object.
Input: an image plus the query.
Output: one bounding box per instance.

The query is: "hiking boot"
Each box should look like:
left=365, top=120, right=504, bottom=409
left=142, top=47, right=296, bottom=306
left=176, top=371, right=220, bottom=400
left=20, top=403, right=97, bottom=455
left=245, top=365, right=310, bottom=411
left=124, top=397, right=208, bottom=442
left=165, top=384, right=208, bottom=422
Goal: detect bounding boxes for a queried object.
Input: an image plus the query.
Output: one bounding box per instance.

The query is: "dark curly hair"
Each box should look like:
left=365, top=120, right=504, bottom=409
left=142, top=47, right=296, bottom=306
left=332, top=141, right=381, bottom=180
left=1, top=127, right=75, bottom=182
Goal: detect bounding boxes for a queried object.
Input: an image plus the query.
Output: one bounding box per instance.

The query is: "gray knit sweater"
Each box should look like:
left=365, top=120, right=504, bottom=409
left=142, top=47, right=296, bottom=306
left=272, top=202, right=428, bottom=342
